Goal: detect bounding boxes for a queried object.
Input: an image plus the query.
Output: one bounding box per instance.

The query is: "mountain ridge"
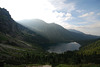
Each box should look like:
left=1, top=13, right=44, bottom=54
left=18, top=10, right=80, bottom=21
left=19, top=19, right=99, bottom=43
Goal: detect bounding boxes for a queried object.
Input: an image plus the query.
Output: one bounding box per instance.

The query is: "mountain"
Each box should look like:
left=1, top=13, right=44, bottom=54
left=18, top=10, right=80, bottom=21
left=68, top=29, right=84, bottom=34
left=0, top=8, right=49, bottom=56
left=19, top=19, right=98, bottom=43
left=19, top=19, right=73, bottom=42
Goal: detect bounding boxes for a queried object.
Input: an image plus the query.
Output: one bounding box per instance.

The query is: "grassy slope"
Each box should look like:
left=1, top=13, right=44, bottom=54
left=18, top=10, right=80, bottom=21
left=79, top=39, right=100, bottom=55
left=0, top=32, right=44, bottom=64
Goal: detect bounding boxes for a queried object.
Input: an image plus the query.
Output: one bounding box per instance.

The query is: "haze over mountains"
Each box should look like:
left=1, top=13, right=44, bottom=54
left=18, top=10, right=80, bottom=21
left=68, top=29, right=84, bottom=34
left=0, top=7, right=99, bottom=49
left=19, top=19, right=99, bottom=43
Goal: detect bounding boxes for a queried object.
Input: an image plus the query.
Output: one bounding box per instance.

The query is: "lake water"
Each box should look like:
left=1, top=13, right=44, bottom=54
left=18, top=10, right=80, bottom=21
left=48, top=42, right=81, bottom=53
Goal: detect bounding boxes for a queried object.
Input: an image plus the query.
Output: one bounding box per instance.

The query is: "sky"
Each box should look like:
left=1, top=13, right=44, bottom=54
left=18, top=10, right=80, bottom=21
left=0, top=0, right=100, bottom=36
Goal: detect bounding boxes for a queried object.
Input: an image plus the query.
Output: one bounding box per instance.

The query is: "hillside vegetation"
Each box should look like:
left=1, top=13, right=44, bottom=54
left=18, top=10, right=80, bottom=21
left=79, top=39, right=100, bottom=55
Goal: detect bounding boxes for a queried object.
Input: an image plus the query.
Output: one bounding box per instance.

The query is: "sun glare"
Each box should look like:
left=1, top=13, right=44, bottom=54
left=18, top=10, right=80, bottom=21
left=0, top=0, right=55, bottom=22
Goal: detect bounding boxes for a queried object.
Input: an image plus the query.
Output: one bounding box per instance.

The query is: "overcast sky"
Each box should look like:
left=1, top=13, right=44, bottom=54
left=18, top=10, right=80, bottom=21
left=0, top=0, right=100, bottom=36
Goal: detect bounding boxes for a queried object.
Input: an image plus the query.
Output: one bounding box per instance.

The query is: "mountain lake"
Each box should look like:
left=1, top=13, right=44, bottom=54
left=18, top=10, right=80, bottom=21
left=48, top=42, right=81, bottom=53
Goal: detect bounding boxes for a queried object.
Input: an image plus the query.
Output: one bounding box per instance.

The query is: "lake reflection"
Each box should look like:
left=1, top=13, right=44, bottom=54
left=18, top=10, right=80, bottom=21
left=48, top=42, right=81, bottom=53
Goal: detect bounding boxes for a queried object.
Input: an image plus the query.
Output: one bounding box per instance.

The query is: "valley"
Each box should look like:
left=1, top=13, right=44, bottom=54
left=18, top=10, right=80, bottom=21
left=0, top=7, right=100, bottom=67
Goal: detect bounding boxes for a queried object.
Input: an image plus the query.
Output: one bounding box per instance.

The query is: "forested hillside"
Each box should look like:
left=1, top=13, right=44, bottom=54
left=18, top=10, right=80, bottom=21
left=79, top=39, right=100, bottom=55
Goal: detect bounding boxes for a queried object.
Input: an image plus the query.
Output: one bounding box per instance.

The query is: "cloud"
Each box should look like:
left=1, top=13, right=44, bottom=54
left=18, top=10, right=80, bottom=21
left=79, top=13, right=89, bottom=17
left=0, top=0, right=74, bottom=23
left=65, top=13, right=72, bottom=20
left=0, top=0, right=75, bottom=30
left=62, top=11, right=100, bottom=36
left=48, top=0, right=75, bottom=12
left=73, top=12, right=100, bottom=36
left=65, top=20, right=100, bottom=36
left=76, top=22, right=89, bottom=25
left=97, top=13, right=100, bottom=15
left=74, top=24, right=100, bottom=36
left=76, top=10, right=84, bottom=13
left=78, top=12, right=97, bottom=24
left=79, top=12, right=94, bottom=17
left=87, top=21, right=100, bottom=28
left=1, top=0, right=99, bottom=36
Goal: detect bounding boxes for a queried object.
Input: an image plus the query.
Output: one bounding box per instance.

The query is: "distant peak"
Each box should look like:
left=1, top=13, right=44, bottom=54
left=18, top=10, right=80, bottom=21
left=19, top=19, right=47, bottom=24
left=32, top=19, right=46, bottom=23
